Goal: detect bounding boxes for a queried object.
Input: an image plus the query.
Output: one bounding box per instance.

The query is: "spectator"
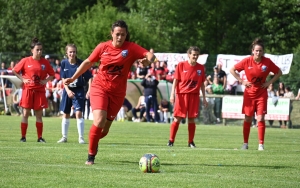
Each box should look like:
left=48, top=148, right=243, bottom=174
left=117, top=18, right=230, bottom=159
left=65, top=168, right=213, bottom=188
left=211, top=77, right=224, bottom=123
left=132, top=93, right=146, bottom=122
left=117, top=98, right=132, bottom=122
left=159, top=99, right=170, bottom=123
left=295, top=88, right=300, bottom=100
left=154, top=61, right=166, bottom=81
left=202, top=85, right=217, bottom=124
left=276, top=82, right=285, bottom=97
left=277, top=82, right=286, bottom=128
left=136, top=62, right=149, bottom=80
left=141, top=73, right=160, bottom=123
left=280, top=86, right=294, bottom=128
left=13, top=88, right=23, bottom=116
left=267, top=83, right=277, bottom=127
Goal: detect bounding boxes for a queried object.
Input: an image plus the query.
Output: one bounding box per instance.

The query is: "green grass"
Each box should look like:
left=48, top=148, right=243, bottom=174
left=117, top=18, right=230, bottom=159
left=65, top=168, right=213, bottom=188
left=0, top=116, right=299, bottom=188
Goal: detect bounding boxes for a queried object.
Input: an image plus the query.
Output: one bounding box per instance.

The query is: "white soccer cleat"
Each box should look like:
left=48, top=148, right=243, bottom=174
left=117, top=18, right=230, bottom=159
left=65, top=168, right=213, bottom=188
left=57, top=137, right=67, bottom=143
left=79, top=137, right=85, bottom=144
left=241, top=143, right=248, bottom=150
left=258, top=144, right=264, bottom=151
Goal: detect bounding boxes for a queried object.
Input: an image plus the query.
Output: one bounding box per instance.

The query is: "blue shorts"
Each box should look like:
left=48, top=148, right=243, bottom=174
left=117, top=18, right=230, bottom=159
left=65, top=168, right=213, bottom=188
left=60, top=87, right=85, bottom=114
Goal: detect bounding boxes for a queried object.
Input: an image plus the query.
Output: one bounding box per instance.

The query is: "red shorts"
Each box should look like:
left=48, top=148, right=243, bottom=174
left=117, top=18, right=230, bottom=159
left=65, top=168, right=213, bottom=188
left=242, top=97, right=267, bottom=116
left=20, top=88, right=48, bottom=110
left=90, top=87, right=124, bottom=121
left=173, top=93, right=200, bottom=118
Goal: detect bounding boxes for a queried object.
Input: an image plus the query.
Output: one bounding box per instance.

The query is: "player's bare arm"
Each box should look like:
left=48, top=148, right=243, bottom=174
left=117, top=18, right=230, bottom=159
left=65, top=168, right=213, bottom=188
left=12, top=70, right=30, bottom=84
left=200, top=83, right=208, bottom=108
left=40, top=75, right=53, bottom=85
left=170, top=79, right=178, bottom=104
left=62, top=78, right=75, bottom=99
left=86, top=77, right=93, bottom=99
left=64, top=59, right=93, bottom=85
left=139, top=52, right=156, bottom=67
left=229, top=66, right=252, bottom=87
left=261, top=69, right=282, bottom=88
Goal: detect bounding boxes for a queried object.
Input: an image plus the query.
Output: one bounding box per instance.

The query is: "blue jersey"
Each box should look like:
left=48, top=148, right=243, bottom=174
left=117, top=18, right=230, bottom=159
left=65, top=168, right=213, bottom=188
left=60, top=58, right=92, bottom=88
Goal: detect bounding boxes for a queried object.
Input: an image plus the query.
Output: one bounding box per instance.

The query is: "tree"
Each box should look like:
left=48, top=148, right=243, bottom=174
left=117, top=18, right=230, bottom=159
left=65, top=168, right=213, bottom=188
left=60, top=2, right=156, bottom=58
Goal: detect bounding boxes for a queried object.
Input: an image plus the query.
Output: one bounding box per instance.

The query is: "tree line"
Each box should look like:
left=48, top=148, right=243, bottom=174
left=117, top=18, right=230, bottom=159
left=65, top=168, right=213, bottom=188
left=0, top=0, right=300, bottom=91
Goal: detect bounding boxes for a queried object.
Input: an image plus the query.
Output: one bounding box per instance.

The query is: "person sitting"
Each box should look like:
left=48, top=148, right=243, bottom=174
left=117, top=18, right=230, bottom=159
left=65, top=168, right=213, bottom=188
left=132, top=94, right=146, bottom=122
left=117, top=98, right=132, bottom=122
left=159, top=99, right=170, bottom=123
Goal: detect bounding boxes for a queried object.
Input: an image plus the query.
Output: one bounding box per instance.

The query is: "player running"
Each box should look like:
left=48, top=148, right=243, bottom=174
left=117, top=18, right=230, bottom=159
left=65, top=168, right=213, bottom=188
left=229, top=38, right=282, bottom=151
left=63, top=20, right=156, bottom=165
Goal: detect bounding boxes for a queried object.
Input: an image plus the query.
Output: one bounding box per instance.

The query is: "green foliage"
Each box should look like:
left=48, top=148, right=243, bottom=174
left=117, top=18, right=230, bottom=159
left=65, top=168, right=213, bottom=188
left=0, top=116, right=300, bottom=187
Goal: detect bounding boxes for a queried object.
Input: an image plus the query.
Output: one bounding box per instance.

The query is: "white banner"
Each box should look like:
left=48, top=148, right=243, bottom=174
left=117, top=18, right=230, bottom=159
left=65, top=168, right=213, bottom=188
left=222, top=96, right=290, bottom=120
left=154, top=53, right=209, bottom=72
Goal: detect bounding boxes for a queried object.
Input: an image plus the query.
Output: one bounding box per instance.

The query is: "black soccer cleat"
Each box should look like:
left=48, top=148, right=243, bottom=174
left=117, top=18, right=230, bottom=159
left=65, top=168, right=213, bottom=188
left=20, top=137, right=26, bottom=142
left=85, top=154, right=95, bottom=165
left=37, top=137, right=46, bottom=143
left=167, top=140, right=174, bottom=147
left=188, top=141, right=196, bottom=148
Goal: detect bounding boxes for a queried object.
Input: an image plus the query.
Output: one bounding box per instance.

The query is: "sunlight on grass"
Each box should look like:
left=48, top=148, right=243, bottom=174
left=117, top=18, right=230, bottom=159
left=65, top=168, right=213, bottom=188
left=0, top=116, right=299, bottom=188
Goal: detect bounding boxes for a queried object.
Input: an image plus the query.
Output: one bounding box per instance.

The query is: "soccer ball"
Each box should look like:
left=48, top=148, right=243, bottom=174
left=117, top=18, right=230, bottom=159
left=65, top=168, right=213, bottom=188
left=139, top=153, right=160, bottom=173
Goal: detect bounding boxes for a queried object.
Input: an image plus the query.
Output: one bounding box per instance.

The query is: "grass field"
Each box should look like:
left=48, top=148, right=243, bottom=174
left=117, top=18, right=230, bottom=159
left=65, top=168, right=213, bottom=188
left=0, top=116, right=299, bottom=188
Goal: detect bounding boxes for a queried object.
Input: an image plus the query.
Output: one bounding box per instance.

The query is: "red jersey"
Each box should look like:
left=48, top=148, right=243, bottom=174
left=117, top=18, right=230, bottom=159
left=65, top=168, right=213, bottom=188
left=88, top=40, right=148, bottom=96
left=174, top=61, right=206, bottom=94
left=234, top=56, right=280, bottom=99
left=13, top=57, right=55, bottom=91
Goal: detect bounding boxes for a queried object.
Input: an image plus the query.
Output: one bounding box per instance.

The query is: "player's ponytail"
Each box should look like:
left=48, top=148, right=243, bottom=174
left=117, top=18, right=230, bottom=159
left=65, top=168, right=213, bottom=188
left=250, top=38, right=265, bottom=54
left=31, top=37, right=42, bottom=49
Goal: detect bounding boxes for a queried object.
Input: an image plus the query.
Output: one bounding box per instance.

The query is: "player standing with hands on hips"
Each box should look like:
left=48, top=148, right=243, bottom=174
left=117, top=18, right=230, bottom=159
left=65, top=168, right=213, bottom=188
left=57, top=44, right=93, bottom=144
left=12, top=37, right=55, bottom=142
left=229, top=38, right=282, bottom=151
left=64, top=20, right=156, bottom=165
left=167, top=46, right=208, bottom=148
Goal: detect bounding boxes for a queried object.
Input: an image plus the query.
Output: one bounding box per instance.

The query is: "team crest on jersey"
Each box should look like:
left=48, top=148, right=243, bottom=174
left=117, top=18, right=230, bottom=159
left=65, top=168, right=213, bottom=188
left=197, top=70, right=202, bottom=76
left=121, top=50, right=128, bottom=57
left=261, top=65, right=267, bottom=72
left=41, top=64, right=45, bottom=70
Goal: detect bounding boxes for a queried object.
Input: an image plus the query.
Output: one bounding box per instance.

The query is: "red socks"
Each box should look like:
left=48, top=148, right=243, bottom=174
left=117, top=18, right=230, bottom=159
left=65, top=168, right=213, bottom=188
left=188, top=123, right=196, bottom=143
left=257, top=121, right=265, bottom=144
left=21, top=122, right=28, bottom=138
left=169, top=121, right=180, bottom=142
left=243, top=121, right=251, bottom=143
left=36, top=122, right=43, bottom=138
left=88, top=125, right=103, bottom=155
left=99, top=132, right=108, bottom=139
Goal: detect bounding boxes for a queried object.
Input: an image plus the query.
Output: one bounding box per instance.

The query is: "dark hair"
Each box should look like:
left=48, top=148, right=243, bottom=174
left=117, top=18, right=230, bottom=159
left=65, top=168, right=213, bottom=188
left=111, top=20, right=130, bottom=41
left=285, top=86, right=291, bottom=92
left=187, top=46, right=200, bottom=54
left=277, top=82, right=285, bottom=92
left=250, top=38, right=264, bottom=51
left=30, top=37, right=42, bottom=49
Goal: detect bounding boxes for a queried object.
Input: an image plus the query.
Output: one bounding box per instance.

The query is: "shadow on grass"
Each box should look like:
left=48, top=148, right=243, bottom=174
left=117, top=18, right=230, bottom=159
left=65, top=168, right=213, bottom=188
left=116, top=160, right=291, bottom=169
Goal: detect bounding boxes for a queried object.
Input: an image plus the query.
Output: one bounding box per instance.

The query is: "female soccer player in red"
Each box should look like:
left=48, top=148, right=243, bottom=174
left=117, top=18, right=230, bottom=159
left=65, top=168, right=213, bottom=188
left=64, top=20, right=156, bottom=165
left=229, top=38, right=282, bottom=151
left=12, top=37, right=55, bottom=143
left=167, top=46, right=208, bottom=148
